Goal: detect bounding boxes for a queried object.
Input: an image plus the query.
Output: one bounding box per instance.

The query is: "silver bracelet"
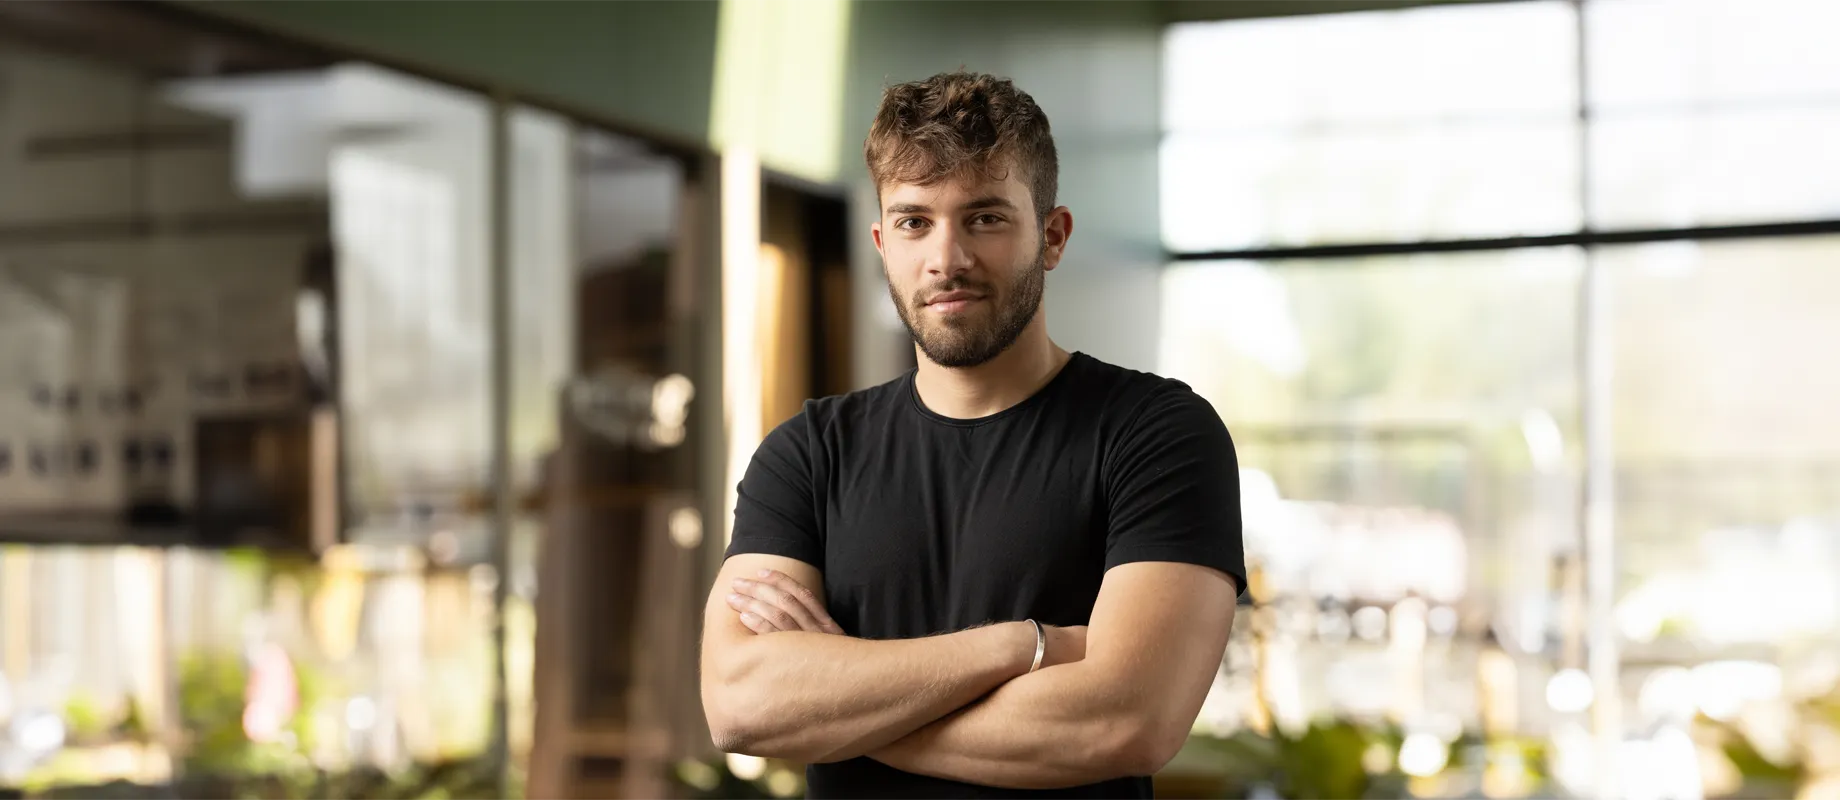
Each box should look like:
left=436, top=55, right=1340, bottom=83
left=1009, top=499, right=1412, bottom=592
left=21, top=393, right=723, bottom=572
left=1026, top=618, right=1046, bottom=673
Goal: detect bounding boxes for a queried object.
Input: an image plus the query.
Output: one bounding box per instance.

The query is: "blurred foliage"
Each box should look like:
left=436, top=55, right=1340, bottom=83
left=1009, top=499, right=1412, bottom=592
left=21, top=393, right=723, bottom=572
left=15, top=545, right=512, bottom=800
left=18, top=752, right=105, bottom=796
left=225, top=758, right=507, bottom=800
left=174, top=648, right=340, bottom=779
left=117, top=698, right=154, bottom=744
left=1191, top=719, right=1406, bottom=800
left=1810, top=689, right=1840, bottom=737
left=162, top=643, right=507, bottom=800
left=660, top=724, right=1558, bottom=800
left=1701, top=712, right=1809, bottom=793
left=60, top=693, right=111, bottom=745
left=1452, top=733, right=1548, bottom=788
left=1721, top=736, right=1805, bottom=786
left=24, top=758, right=507, bottom=800
left=177, top=651, right=300, bottom=776
left=669, top=756, right=804, bottom=799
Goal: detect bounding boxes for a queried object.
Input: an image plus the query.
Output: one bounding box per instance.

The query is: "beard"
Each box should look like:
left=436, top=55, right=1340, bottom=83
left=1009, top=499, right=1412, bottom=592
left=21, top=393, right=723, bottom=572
left=888, top=248, right=1046, bottom=369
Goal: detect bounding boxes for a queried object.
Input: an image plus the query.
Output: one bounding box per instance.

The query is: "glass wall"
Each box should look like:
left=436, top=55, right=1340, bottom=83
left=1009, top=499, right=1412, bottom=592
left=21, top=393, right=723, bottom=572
left=0, top=29, right=349, bottom=789
left=0, top=12, right=703, bottom=795
left=1162, top=1, right=1840, bottom=798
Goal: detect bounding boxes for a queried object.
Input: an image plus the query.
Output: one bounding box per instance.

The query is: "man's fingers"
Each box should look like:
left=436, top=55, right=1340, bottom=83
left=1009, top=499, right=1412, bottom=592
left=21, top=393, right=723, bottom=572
left=729, top=590, right=804, bottom=633
left=732, top=575, right=834, bottom=634
left=736, top=610, right=779, bottom=635
left=727, top=594, right=790, bottom=633
left=751, top=570, right=844, bottom=634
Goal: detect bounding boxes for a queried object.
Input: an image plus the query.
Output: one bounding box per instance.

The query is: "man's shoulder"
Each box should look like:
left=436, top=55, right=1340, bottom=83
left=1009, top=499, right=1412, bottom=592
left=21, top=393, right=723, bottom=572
left=1068, top=353, right=1213, bottom=423
left=775, top=371, right=913, bottom=443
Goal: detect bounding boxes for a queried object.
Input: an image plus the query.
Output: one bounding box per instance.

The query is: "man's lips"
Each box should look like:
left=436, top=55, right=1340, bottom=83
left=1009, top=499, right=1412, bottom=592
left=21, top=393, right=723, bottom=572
left=925, top=291, right=984, bottom=312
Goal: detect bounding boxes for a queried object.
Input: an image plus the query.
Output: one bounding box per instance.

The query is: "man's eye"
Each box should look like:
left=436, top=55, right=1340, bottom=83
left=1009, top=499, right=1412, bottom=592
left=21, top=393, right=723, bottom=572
left=896, top=218, right=927, bottom=230
left=972, top=214, right=1004, bottom=226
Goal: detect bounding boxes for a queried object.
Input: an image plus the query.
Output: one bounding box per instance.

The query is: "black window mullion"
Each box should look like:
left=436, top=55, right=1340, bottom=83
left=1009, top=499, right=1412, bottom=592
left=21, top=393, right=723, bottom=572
left=1167, top=218, right=1840, bottom=262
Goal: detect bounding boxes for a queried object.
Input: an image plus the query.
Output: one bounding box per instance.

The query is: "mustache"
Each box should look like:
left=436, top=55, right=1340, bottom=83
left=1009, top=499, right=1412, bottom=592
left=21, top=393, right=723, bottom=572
left=910, top=276, right=991, bottom=307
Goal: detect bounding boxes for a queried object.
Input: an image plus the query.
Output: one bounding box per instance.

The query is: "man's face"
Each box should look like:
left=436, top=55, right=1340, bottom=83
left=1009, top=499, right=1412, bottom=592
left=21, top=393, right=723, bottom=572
left=872, top=168, right=1071, bottom=368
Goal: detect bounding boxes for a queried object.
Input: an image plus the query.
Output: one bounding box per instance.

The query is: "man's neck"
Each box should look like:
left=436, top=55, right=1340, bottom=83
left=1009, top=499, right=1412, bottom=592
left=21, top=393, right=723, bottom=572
left=913, top=322, right=1071, bottom=420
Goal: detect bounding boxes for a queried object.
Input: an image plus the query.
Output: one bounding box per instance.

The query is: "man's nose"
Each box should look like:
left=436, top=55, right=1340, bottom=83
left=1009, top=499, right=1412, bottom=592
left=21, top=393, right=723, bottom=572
left=927, top=225, right=975, bottom=278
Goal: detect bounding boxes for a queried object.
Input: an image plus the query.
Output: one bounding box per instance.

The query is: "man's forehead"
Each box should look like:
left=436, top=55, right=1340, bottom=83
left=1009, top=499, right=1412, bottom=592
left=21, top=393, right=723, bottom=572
left=881, top=175, right=1029, bottom=212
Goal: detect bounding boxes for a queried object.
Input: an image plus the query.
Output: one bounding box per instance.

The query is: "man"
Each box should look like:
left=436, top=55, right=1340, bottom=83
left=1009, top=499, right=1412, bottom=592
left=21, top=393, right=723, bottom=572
left=699, top=71, right=1245, bottom=799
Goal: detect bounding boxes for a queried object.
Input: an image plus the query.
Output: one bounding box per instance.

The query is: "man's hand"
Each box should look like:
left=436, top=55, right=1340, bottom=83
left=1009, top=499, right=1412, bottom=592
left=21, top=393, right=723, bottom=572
left=727, top=569, right=845, bottom=634
left=730, top=571, right=1089, bottom=668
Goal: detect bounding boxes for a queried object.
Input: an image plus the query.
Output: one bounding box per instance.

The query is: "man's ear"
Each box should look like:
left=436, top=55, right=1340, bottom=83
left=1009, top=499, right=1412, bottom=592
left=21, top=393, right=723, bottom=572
left=1040, top=206, right=1074, bottom=271
left=872, top=221, right=885, bottom=258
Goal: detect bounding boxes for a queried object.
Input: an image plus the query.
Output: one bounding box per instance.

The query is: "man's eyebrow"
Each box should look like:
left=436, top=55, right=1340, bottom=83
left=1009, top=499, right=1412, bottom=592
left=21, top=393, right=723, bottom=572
left=884, top=196, right=1019, bottom=216
left=961, top=195, right=1018, bottom=212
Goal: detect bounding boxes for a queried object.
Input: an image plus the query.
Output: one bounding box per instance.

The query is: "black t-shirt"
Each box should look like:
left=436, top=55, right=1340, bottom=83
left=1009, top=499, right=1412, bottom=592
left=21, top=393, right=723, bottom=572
left=726, top=352, right=1246, bottom=799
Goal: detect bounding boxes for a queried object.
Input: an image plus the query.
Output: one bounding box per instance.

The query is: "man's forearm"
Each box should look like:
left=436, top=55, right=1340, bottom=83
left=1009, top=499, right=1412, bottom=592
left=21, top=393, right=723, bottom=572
left=869, top=661, right=1162, bottom=789
left=702, top=622, right=1031, bottom=763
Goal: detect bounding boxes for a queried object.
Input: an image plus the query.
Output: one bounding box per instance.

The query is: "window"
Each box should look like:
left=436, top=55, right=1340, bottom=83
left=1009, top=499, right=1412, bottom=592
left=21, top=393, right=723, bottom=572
left=1161, top=1, right=1578, bottom=250
left=1604, top=236, right=1840, bottom=645
left=1586, top=0, right=1840, bottom=227
left=1162, top=0, right=1840, bottom=779
left=1165, top=0, right=1840, bottom=253
left=1162, top=249, right=1580, bottom=614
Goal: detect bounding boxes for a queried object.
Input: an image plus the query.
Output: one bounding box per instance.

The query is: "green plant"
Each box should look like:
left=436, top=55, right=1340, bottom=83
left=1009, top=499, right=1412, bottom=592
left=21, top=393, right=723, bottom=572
left=61, top=692, right=112, bottom=745
left=177, top=651, right=259, bottom=775
left=173, top=649, right=339, bottom=781
left=116, top=698, right=154, bottom=744
left=23, top=758, right=512, bottom=800
left=268, top=758, right=505, bottom=800
left=1700, top=713, right=1808, bottom=791
left=1194, top=719, right=1399, bottom=799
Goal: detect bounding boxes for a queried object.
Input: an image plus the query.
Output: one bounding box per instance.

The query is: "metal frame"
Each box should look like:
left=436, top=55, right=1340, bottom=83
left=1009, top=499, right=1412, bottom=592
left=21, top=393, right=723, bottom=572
left=1169, top=218, right=1840, bottom=262
left=485, top=93, right=516, bottom=799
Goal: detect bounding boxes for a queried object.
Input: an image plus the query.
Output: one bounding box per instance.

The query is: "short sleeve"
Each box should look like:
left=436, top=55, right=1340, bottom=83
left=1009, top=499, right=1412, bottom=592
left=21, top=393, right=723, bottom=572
left=1103, top=387, right=1247, bottom=598
left=725, top=410, right=824, bottom=569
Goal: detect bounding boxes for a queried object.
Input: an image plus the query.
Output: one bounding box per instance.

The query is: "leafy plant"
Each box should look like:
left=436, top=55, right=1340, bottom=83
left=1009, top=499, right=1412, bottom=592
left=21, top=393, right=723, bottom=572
left=1700, top=713, right=1808, bottom=790
left=1193, top=719, right=1400, bottom=799
left=173, top=649, right=338, bottom=780
left=60, top=693, right=112, bottom=745
left=27, top=759, right=511, bottom=800
left=117, top=698, right=154, bottom=744
left=176, top=651, right=261, bottom=775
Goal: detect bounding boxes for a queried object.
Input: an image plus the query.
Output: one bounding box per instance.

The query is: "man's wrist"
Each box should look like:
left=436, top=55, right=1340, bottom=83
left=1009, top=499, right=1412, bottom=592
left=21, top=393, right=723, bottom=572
left=979, top=621, right=1037, bottom=678
left=1011, top=620, right=1045, bottom=677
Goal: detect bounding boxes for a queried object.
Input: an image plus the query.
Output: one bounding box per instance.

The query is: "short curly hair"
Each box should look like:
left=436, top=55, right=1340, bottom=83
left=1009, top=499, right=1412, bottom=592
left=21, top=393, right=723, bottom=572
left=864, top=71, right=1059, bottom=221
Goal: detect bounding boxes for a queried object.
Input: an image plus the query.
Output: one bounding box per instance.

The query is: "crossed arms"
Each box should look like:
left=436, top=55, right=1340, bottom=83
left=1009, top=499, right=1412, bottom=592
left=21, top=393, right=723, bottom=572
left=697, top=552, right=1240, bottom=789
